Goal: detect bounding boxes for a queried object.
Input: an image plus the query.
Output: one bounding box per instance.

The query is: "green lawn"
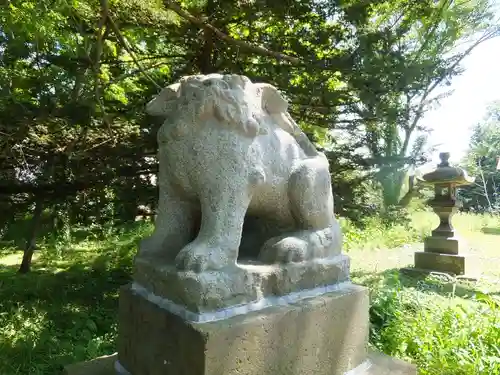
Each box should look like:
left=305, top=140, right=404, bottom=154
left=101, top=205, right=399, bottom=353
left=1, top=212, right=500, bottom=375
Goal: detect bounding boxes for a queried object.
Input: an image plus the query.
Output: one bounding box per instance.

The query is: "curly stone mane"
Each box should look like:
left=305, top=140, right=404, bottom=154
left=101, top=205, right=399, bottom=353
left=146, top=74, right=262, bottom=137
left=146, top=74, right=319, bottom=155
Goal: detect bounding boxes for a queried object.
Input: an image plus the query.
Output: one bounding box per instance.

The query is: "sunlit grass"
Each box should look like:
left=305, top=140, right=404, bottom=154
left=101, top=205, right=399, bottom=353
left=354, top=270, right=500, bottom=375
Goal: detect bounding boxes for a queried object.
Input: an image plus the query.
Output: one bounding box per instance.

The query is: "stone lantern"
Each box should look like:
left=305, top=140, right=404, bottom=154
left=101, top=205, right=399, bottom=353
left=413, top=152, right=477, bottom=276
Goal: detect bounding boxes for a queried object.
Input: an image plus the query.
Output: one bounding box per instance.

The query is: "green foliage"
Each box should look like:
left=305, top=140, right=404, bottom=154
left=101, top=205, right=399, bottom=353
left=340, top=214, right=426, bottom=252
left=460, top=101, right=500, bottom=212
left=0, top=224, right=147, bottom=374
left=1, top=0, right=498, bottom=274
left=365, top=271, right=500, bottom=375
left=348, top=0, right=498, bottom=208
left=1, top=0, right=496, bottom=224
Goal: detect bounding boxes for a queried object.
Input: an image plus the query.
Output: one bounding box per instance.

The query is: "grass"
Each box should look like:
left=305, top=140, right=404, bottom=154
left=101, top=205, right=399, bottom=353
left=1, top=211, right=500, bottom=374
left=0, top=225, right=147, bottom=375
left=360, top=271, right=500, bottom=375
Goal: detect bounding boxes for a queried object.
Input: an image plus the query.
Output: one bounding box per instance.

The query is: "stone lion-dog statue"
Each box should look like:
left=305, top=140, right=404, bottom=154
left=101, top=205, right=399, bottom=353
left=140, top=74, right=342, bottom=272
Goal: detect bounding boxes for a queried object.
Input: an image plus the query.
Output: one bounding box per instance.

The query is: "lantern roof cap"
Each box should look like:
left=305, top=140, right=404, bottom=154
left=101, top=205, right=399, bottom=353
left=421, top=152, right=475, bottom=186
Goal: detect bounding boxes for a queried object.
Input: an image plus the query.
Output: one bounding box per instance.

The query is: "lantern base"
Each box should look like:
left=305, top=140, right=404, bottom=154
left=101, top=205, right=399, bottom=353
left=424, top=235, right=464, bottom=255
left=413, top=251, right=479, bottom=277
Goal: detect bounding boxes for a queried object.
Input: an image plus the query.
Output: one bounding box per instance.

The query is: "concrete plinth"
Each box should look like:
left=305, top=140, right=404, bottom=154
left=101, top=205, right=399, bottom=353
left=63, top=275, right=417, bottom=375
left=117, top=282, right=369, bottom=375
left=64, top=350, right=416, bottom=375
left=423, top=235, right=462, bottom=255
left=414, top=251, right=478, bottom=276
left=133, top=254, right=350, bottom=314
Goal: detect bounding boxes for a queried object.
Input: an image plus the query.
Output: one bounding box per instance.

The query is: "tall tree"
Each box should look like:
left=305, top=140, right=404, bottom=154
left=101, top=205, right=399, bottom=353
left=2, top=0, right=498, bottom=271
left=460, top=101, right=500, bottom=212
left=344, top=0, right=499, bottom=208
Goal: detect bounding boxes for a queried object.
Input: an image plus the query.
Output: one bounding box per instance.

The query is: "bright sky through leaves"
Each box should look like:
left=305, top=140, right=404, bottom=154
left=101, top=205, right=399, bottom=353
left=423, top=34, right=500, bottom=165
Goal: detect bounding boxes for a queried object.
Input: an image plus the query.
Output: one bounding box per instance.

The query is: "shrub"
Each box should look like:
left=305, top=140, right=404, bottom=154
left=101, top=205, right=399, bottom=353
left=368, top=272, right=500, bottom=375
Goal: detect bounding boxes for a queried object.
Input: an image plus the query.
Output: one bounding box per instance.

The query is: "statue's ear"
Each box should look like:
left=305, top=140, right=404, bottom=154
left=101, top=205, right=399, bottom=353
left=145, top=83, right=181, bottom=117
left=223, top=74, right=251, bottom=90
left=256, top=83, right=299, bottom=135
left=257, top=83, right=288, bottom=114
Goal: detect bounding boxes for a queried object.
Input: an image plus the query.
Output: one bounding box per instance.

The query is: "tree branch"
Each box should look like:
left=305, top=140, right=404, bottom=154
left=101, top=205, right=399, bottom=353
left=106, top=61, right=169, bottom=86
left=106, top=15, right=162, bottom=89
left=400, top=29, right=498, bottom=156
left=102, top=53, right=188, bottom=65
left=93, top=0, right=110, bottom=132
left=0, top=167, right=158, bottom=196
left=412, top=0, right=452, bottom=63
left=163, top=0, right=301, bottom=64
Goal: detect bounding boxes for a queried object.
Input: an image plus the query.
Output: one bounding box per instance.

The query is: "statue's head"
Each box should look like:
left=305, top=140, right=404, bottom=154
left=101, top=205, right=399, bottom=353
left=145, top=74, right=292, bottom=138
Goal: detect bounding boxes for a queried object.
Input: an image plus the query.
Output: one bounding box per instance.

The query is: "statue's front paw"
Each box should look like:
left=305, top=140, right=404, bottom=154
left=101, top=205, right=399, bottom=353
left=258, top=227, right=338, bottom=264
left=175, top=241, right=235, bottom=272
left=258, top=236, right=309, bottom=264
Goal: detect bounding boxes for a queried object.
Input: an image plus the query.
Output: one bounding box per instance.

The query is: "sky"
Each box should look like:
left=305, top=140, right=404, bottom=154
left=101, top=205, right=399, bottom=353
left=421, top=35, right=500, bottom=167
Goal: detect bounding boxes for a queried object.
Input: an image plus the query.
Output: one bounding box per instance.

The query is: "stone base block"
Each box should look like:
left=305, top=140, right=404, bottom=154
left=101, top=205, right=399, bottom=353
left=346, top=351, right=416, bottom=375
left=63, top=350, right=416, bottom=375
left=63, top=353, right=116, bottom=375
left=414, top=251, right=479, bottom=276
left=133, top=254, right=350, bottom=314
left=117, top=282, right=370, bottom=375
left=424, top=235, right=463, bottom=255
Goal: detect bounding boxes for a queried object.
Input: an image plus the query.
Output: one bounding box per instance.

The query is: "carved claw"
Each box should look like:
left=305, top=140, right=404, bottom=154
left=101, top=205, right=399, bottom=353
left=174, top=241, right=236, bottom=272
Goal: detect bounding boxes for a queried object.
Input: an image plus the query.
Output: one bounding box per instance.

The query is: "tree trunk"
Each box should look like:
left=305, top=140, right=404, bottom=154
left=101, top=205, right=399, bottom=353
left=18, top=199, right=44, bottom=274
left=398, top=175, right=419, bottom=207
left=196, top=0, right=216, bottom=74
left=379, top=168, right=411, bottom=208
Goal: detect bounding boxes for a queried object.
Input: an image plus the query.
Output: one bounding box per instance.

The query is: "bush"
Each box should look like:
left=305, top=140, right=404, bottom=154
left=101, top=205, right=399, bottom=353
left=340, top=213, right=430, bottom=252
left=368, top=272, right=500, bottom=375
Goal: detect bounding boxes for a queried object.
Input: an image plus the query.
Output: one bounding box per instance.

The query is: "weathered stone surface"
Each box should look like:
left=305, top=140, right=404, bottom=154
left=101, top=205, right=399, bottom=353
left=408, top=152, right=478, bottom=278
left=117, top=282, right=370, bottom=375
left=64, top=74, right=419, bottom=375
left=139, top=74, right=342, bottom=275
left=421, top=152, right=474, bottom=186
left=64, top=350, right=417, bottom=375
left=424, top=235, right=463, bottom=255
left=63, top=353, right=116, bottom=375
left=133, top=254, right=350, bottom=313
left=414, top=251, right=479, bottom=276
left=346, top=351, right=417, bottom=375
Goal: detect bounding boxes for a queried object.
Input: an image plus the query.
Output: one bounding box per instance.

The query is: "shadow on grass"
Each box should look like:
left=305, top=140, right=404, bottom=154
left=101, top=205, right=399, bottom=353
left=0, top=247, right=133, bottom=375
left=481, top=227, right=500, bottom=235
left=351, top=267, right=497, bottom=301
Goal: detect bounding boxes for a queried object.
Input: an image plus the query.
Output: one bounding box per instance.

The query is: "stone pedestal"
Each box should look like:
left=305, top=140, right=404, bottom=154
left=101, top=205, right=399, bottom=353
left=64, top=256, right=417, bottom=375
left=132, top=254, right=351, bottom=315
left=117, top=282, right=369, bottom=375
left=64, top=282, right=417, bottom=375
left=414, top=251, right=478, bottom=276
left=64, top=351, right=416, bottom=375
left=413, top=228, right=478, bottom=276
left=410, top=221, right=479, bottom=277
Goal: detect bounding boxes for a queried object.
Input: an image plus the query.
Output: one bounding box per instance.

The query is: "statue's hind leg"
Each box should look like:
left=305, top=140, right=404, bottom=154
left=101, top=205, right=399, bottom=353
left=258, top=155, right=342, bottom=264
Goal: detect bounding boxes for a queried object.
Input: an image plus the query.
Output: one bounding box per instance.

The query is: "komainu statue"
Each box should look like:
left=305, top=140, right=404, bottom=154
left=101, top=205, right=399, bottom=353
left=140, top=74, right=342, bottom=272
